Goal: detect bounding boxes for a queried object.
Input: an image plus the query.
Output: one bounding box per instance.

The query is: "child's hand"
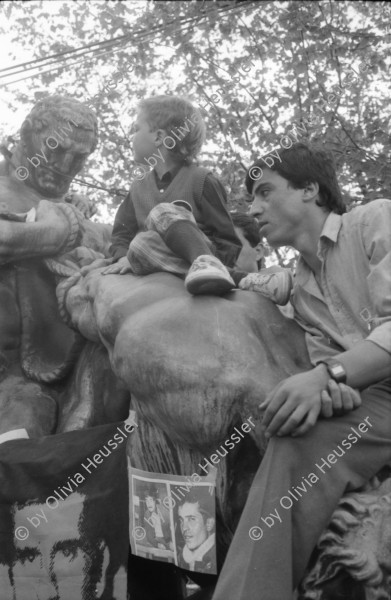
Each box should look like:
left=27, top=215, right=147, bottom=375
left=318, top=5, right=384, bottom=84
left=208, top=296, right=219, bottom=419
left=102, top=256, right=133, bottom=275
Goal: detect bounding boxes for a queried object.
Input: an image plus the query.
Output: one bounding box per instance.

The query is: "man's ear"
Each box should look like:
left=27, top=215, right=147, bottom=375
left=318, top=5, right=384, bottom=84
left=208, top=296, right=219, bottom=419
left=206, top=517, right=215, bottom=533
left=302, top=181, right=319, bottom=203
left=154, top=129, right=166, bottom=147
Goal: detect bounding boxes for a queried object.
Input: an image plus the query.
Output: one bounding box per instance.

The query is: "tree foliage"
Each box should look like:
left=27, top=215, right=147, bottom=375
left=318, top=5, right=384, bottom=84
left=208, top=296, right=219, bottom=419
left=0, top=0, right=390, bottom=265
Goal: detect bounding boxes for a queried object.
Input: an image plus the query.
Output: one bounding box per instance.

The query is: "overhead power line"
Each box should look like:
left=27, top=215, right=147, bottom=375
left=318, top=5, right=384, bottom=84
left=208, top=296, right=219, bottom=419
left=0, top=1, right=258, bottom=86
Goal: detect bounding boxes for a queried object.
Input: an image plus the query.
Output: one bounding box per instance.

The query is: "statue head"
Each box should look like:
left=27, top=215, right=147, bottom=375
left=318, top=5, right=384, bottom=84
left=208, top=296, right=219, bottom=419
left=12, top=95, right=98, bottom=198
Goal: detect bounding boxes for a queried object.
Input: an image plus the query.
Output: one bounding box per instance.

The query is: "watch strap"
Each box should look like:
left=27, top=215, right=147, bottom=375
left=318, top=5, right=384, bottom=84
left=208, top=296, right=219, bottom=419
left=321, top=360, right=347, bottom=384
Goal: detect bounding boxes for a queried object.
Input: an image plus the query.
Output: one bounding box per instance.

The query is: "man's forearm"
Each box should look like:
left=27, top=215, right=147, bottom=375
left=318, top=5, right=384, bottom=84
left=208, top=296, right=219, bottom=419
left=0, top=219, right=69, bottom=262
left=334, top=340, right=391, bottom=389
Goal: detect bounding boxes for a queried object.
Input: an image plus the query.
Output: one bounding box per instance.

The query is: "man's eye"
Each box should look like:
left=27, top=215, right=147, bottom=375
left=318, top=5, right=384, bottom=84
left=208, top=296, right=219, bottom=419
left=25, top=551, right=38, bottom=563
left=60, top=547, right=78, bottom=560
left=17, top=549, right=40, bottom=564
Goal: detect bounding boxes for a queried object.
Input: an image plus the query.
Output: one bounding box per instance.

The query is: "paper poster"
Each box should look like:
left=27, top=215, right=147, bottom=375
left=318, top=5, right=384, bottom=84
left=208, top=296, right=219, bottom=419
left=128, top=463, right=217, bottom=575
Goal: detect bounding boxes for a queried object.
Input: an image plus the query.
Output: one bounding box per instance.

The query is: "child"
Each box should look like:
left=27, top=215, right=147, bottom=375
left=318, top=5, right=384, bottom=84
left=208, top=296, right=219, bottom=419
left=103, top=95, right=242, bottom=295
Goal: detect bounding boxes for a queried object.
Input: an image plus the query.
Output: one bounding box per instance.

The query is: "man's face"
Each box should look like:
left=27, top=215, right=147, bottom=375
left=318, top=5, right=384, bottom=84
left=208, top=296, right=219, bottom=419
left=24, top=125, right=95, bottom=198
left=132, top=112, right=159, bottom=164
left=12, top=493, right=90, bottom=600
left=145, top=496, right=156, bottom=512
left=249, top=169, right=305, bottom=248
left=234, top=227, right=264, bottom=272
left=178, top=502, right=211, bottom=551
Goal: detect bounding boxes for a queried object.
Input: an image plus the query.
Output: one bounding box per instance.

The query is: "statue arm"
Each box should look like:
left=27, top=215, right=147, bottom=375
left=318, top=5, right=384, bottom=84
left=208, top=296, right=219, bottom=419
left=0, top=200, right=82, bottom=263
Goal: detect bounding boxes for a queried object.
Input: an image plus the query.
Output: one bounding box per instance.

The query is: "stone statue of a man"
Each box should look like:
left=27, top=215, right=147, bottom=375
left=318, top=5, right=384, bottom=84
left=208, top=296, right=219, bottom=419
left=0, top=95, right=101, bottom=439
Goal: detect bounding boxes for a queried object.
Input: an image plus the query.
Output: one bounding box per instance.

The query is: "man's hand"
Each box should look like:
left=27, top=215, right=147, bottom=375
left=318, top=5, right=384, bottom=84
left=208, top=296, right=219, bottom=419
left=259, top=365, right=329, bottom=438
left=320, top=380, right=361, bottom=418
left=101, top=256, right=133, bottom=275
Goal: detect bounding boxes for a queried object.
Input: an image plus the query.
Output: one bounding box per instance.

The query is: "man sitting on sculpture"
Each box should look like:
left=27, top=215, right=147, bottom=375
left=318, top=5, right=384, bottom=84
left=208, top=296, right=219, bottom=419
left=211, top=142, right=391, bottom=600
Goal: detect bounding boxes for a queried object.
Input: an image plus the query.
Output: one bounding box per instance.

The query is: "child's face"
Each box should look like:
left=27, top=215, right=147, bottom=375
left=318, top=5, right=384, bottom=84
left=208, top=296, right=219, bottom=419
left=132, top=111, right=158, bottom=163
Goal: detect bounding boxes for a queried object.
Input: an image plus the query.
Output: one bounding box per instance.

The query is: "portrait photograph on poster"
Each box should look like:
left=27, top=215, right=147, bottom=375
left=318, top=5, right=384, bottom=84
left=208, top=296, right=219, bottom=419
left=129, top=464, right=217, bottom=575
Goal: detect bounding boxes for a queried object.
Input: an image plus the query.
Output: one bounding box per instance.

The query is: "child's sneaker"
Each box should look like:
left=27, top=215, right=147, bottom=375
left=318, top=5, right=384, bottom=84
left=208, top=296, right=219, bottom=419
left=238, top=267, right=293, bottom=305
left=185, top=255, right=235, bottom=295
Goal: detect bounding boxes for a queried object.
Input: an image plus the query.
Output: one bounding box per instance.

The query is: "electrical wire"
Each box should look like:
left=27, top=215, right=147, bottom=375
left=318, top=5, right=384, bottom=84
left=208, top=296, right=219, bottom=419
left=0, top=0, right=259, bottom=197
left=0, top=1, right=258, bottom=86
left=0, top=3, right=244, bottom=80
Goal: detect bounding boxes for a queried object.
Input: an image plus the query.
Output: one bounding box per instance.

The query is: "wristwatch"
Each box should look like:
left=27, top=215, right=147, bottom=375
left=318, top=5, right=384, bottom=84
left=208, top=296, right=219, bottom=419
left=320, top=360, right=347, bottom=384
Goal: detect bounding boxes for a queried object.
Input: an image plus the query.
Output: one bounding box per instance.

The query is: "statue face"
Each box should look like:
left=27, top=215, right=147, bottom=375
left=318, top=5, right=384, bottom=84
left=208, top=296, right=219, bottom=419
left=23, top=123, right=95, bottom=198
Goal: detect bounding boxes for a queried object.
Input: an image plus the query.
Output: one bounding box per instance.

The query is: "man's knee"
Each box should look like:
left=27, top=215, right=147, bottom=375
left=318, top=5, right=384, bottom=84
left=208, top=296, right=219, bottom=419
left=146, top=203, right=196, bottom=235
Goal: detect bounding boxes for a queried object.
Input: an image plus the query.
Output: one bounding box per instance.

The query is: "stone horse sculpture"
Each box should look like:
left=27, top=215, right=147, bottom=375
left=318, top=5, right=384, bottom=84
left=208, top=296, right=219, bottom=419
left=51, top=257, right=391, bottom=599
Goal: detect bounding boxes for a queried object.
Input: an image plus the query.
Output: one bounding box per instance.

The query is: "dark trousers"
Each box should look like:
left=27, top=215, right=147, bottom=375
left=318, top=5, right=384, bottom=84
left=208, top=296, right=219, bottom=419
left=212, top=380, right=391, bottom=600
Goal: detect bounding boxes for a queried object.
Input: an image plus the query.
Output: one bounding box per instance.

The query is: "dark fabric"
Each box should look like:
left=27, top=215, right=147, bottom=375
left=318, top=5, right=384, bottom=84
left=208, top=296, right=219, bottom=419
left=0, top=422, right=130, bottom=600
left=178, top=545, right=217, bottom=574
left=212, top=380, right=391, bottom=600
left=128, top=553, right=186, bottom=600
left=163, top=220, right=212, bottom=264
left=109, top=167, right=241, bottom=268
left=228, top=268, right=248, bottom=286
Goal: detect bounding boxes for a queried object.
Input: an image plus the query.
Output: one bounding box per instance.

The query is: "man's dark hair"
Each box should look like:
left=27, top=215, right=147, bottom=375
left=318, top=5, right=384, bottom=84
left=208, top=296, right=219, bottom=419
left=230, top=213, right=262, bottom=248
left=245, top=142, right=346, bottom=215
left=177, top=488, right=214, bottom=522
left=143, top=485, right=159, bottom=500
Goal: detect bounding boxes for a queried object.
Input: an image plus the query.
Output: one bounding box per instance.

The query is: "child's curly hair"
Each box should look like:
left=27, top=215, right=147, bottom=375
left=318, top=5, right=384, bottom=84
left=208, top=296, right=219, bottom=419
left=138, top=95, right=206, bottom=164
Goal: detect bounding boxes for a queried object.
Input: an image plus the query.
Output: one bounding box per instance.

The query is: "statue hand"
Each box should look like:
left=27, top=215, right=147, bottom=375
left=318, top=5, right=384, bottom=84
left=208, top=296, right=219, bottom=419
left=320, top=380, right=361, bottom=418
left=35, top=200, right=84, bottom=254
left=35, top=199, right=69, bottom=226
left=66, top=193, right=97, bottom=219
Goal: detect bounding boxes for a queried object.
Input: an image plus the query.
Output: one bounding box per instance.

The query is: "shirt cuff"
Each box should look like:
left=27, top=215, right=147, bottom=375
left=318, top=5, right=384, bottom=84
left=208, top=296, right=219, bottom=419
left=366, top=322, right=391, bottom=354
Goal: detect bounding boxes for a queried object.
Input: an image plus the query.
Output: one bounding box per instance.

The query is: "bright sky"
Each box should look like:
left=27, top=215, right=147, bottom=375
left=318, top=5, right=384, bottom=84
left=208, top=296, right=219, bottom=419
left=0, top=0, right=274, bottom=136
left=0, top=0, right=388, bottom=227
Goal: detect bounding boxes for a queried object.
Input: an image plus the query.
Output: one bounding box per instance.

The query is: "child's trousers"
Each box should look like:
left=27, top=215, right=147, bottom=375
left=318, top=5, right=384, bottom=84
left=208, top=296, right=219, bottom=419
left=127, top=203, right=213, bottom=276
left=212, top=379, right=391, bottom=600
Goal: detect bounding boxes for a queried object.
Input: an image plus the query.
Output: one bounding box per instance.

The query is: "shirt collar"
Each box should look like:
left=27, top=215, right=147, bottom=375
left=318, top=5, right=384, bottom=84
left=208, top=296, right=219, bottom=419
left=296, top=212, right=342, bottom=298
left=316, top=211, right=343, bottom=260
left=319, top=211, right=343, bottom=244
left=154, top=163, right=184, bottom=183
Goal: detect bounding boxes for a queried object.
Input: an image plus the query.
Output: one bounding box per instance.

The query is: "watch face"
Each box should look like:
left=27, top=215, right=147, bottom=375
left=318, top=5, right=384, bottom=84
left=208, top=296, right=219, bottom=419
left=328, top=362, right=347, bottom=383
left=331, top=365, right=345, bottom=377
